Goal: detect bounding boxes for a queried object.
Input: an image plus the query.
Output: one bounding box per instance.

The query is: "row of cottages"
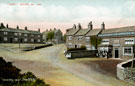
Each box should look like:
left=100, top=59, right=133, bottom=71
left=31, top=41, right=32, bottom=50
left=0, top=23, right=43, bottom=43
left=66, top=22, right=104, bottom=50
left=42, top=28, right=63, bottom=44
left=66, top=22, right=135, bottom=60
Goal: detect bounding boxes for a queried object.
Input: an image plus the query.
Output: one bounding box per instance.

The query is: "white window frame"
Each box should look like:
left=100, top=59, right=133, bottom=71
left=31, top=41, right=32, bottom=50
left=4, top=37, right=7, bottom=41
left=24, top=38, right=27, bottom=42
left=68, top=43, right=72, bottom=48
left=68, top=36, right=72, bottom=40
left=102, top=39, right=109, bottom=45
left=14, top=38, right=18, bottom=41
left=37, top=39, right=40, bottom=42
left=24, top=34, right=28, bottom=37
left=4, top=32, right=8, bottom=35
left=31, top=39, right=34, bottom=42
left=123, top=47, right=133, bottom=56
left=14, top=33, right=18, bottom=36
left=38, top=35, right=40, bottom=38
left=86, top=37, right=90, bottom=42
left=125, top=38, right=134, bottom=45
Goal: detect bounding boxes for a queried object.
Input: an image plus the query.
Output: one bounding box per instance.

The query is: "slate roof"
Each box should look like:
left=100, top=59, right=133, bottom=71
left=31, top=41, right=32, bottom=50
left=0, top=28, right=41, bottom=34
left=75, top=29, right=90, bottom=36
left=66, top=28, right=80, bottom=36
left=86, top=29, right=102, bottom=36
left=101, top=26, right=135, bottom=34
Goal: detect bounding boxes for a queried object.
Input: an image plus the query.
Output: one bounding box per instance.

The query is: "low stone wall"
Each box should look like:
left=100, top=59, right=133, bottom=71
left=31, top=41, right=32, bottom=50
left=66, top=50, right=97, bottom=58
left=117, top=59, right=135, bottom=82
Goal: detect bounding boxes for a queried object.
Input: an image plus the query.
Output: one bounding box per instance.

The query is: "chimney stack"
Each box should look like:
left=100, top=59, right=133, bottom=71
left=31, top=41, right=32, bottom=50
left=46, top=29, right=48, bottom=32
left=17, top=25, right=19, bottom=29
left=88, top=21, right=93, bottom=30
left=54, top=28, right=56, bottom=30
left=77, top=23, right=82, bottom=30
left=101, top=22, right=105, bottom=30
left=50, top=29, right=52, bottom=31
left=38, top=28, right=40, bottom=32
left=73, top=24, right=76, bottom=29
left=25, top=26, right=27, bottom=30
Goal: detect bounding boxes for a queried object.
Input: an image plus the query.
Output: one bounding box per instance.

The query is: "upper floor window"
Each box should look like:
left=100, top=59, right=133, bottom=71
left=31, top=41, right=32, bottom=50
left=14, top=33, right=18, bottom=36
left=68, top=36, right=72, bottom=40
left=125, top=38, right=134, bottom=44
left=24, top=34, right=28, bottom=37
left=4, top=32, right=8, bottom=35
left=38, top=35, right=40, bottom=38
left=78, top=36, right=82, bottom=41
left=86, top=37, right=90, bottom=42
left=31, top=34, right=34, bottom=37
left=102, top=39, right=109, bottom=45
left=68, top=43, right=72, bottom=48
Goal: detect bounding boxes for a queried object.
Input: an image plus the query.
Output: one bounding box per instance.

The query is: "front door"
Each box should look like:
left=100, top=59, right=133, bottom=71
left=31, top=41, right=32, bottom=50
left=115, top=48, right=119, bottom=58
left=10, top=38, right=13, bottom=43
left=75, top=45, right=77, bottom=48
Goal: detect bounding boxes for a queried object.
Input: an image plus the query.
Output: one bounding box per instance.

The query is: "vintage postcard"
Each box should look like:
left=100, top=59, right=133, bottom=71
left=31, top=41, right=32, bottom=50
left=0, top=0, right=135, bottom=86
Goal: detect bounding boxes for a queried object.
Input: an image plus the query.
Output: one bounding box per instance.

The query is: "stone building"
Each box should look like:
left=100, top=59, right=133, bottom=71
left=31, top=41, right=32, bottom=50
left=42, top=28, right=63, bottom=44
left=98, top=26, right=135, bottom=60
left=0, top=24, right=43, bottom=43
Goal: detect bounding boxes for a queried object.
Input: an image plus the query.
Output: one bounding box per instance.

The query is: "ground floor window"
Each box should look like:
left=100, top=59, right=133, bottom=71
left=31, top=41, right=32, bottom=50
left=31, top=39, right=34, bottom=42
left=24, top=38, right=27, bottom=42
left=37, top=39, right=40, bottom=42
left=14, top=38, right=18, bottom=41
left=123, top=47, right=132, bottom=56
left=68, top=43, right=72, bottom=48
left=4, top=37, right=7, bottom=41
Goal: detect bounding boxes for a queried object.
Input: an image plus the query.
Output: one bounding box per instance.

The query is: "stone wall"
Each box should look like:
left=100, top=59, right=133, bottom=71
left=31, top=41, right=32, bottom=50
left=66, top=50, right=97, bottom=58
left=117, top=59, right=135, bottom=82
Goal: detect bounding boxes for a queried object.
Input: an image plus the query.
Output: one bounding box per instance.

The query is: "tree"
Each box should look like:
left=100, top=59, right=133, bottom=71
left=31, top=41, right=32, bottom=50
left=63, top=34, right=66, bottom=42
left=47, top=31, right=54, bottom=41
left=90, top=36, right=102, bottom=50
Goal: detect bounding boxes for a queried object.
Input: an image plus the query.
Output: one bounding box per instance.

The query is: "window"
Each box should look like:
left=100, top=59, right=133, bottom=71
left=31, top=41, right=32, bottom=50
left=102, top=39, right=109, bottom=45
left=31, top=34, right=34, bottom=37
left=68, top=36, right=72, bottom=40
left=68, top=43, right=72, bottom=48
left=4, top=32, right=8, bottom=35
left=123, top=47, right=132, bottom=56
left=14, top=38, right=18, bottom=41
left=78, top=36, right=82, bottom=41
left=86, top=37, right=90, bottom=42
left=78, top=44, right=82, bottom=48
left=114, top=40, right=119, bottom=44
left=14, top=33, right=18, bottom=36
left=31, top=39, right=34, bottom=42
left=125, top=39, right=134, bottom=44
left=24, top=38, right=27, bottom=42
left=37, top=39, right=40, bottom=42
left=38, top=35, right=40, bottom=37
left=86, top=45, right=90, bottom=50
left=4, top=37, right=7, bottom=41
left=24, top=34, right=28, bottom=37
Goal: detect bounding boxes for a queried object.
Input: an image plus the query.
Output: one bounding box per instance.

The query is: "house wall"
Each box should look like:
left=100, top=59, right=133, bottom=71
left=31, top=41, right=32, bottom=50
left=99, top=36, right=135, bottom=60
left=0, top=31, right=43, bottom=44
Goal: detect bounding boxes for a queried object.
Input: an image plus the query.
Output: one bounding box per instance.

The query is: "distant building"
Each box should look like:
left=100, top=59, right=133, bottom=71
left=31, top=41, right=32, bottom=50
left=42, top=28, right=63, bottom=44
left=0, top=23, right=43, bottom=43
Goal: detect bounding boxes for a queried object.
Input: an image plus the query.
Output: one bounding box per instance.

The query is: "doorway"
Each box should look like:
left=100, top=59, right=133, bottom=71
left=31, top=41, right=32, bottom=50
left=20, top=39, right=23, bottom=43
left=115, top=48, right=119, bottom=58
left=10, top=38, right=13, bottom=43
left=0, top=37, right=1, bottom=43
left=75, top=45, right=77, bottom=48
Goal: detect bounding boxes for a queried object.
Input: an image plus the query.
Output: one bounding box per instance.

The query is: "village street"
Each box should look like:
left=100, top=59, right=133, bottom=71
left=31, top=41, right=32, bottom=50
left=0, top=44, right=135, bottom=86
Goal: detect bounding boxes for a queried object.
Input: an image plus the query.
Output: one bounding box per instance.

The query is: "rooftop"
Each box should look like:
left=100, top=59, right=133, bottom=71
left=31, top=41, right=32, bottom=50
left=75, top=29, right=90, bottom=36
left=86, top=29, right=102, bottom=36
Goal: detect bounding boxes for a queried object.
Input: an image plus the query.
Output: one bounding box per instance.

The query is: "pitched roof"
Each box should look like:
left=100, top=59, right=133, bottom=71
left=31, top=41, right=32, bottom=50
left=75, top=29, right=90, bottom=36
left=66, top=28, right=80, bottom=35
left=101, top=26, right=135, bottom=34
left=86, top=29, right=102, bottom=36
left=0, top=28, right=41, bottom=34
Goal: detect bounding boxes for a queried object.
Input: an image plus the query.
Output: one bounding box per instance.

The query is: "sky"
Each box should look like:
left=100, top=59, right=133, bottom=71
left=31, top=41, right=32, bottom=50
left=0, top=0, right=135, bottom=33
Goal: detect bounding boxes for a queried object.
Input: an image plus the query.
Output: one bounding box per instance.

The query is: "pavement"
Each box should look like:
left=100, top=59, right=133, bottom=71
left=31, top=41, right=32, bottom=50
left=0, top=44, right=135, bottom=86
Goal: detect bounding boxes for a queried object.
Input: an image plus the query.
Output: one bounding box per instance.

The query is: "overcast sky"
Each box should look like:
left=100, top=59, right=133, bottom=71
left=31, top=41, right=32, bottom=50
left=0, top=0, right=135, bottom=33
